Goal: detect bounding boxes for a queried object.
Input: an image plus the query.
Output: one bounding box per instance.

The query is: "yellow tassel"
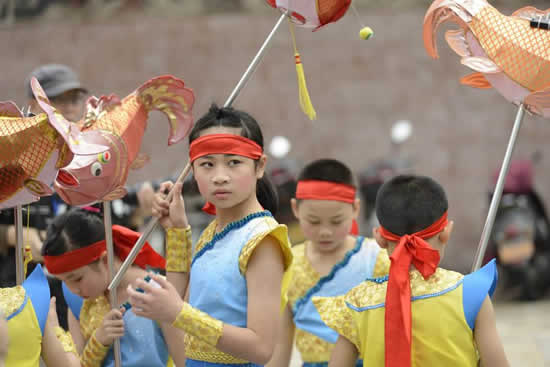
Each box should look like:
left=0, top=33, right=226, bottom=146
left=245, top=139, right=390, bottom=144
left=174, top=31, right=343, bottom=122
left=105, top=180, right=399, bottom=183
left=289, top=21, right=317, bottom=120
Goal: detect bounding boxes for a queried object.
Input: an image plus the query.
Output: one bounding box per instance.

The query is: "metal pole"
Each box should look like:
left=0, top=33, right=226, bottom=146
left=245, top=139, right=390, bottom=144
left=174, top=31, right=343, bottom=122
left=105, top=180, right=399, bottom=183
left=471, top=104, right=526, bottom=272
left=14, top=205, right=24, bottom=285
left=109, top=13, right=288, bottom=292
left=103, top=201, right=121, bottom=367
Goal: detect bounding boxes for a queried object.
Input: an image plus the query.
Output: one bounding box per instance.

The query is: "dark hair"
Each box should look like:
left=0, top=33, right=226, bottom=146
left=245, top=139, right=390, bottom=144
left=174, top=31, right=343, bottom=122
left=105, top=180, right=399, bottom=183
left=41, top=208, right=105, bottom=257
left=297, top=158, right=355, bottom=187
left=375, top=175, right=448, bottom=236
left=189, top=104, right=278, bottom=215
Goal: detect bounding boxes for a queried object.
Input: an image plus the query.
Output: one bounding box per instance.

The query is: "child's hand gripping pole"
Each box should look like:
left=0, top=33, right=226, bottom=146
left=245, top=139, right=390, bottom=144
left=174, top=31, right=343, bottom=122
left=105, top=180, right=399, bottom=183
left=108, top=163, right=192, bottom=292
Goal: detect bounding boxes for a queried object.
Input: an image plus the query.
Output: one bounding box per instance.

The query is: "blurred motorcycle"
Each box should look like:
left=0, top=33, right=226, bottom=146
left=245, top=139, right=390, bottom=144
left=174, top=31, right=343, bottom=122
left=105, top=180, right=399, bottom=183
left=486, top=155, right=550, bottom=300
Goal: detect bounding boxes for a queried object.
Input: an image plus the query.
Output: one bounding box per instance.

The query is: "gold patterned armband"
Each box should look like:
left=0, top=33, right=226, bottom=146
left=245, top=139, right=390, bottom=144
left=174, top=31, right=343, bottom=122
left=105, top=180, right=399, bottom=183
left=80, top=330, right=110, bottom=367
left=166, top=226, right=192, bottom=273
left=55, top=326, right=78, bottom=356
left=172, top=303, right=223, bottom=346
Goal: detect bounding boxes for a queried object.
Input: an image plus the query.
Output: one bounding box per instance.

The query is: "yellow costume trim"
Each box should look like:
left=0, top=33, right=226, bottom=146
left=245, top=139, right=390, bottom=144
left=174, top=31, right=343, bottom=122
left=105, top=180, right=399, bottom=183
left=312, top=295, right=361, bottom=353
left=184, top=333, right=248, bottom=365
left=79, top=296, right=111, bottom=341
left=55, top=326, right=78, bottom=355
left=172, top=303, right=223, bottom=346
left=295, top=328, right=333, bottom=362
left=372, top=248, right=390, bottom=277
left=80, top=330, right=109, bottom=367
left=165, top=226, right=192, bottom=273
left=0, top=286, right=25, bottom=317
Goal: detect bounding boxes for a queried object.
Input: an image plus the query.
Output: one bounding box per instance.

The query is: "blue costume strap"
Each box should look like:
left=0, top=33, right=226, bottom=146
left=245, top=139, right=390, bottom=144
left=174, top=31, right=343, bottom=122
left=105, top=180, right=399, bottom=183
left=293, top=237, right=363, bottom=315
left=191, top=211, right=273, bottom=267
left=22, top=264, right=50, bottom=334
left=62, top=282, right=83, bottom=321
left=462, top=259, right=498, bottom=329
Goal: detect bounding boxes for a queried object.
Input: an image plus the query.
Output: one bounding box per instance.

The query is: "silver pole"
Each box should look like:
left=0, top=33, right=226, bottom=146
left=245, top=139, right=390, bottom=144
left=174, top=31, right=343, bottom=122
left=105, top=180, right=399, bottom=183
left=109, top=13, right=288, bottom=292
left=472, top=104, right=526, bottom=272
left=14, top=205, right=24, bottom=285
left=103, top=201, right=122, bottom=367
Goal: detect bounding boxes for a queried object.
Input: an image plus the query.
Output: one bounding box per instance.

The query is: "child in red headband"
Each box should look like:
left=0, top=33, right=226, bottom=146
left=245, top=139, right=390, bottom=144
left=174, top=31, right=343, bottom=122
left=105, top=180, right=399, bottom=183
left=127, top=104, right=293, bottom=367
left=41, top=208, right=186, bottom=367
left=314, top=175, right=510, bottom=367
left=268, top=159, right=389, bottom=367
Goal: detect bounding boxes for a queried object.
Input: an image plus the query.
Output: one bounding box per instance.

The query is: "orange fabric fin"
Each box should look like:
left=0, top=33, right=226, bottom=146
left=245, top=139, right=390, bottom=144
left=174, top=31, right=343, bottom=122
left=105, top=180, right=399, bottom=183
left=460, top=72, right=493, bottom=89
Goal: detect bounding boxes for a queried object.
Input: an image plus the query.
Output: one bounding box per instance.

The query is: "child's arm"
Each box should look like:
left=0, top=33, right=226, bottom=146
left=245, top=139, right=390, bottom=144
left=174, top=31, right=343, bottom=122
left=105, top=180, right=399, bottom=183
left=159, top=287, right=189, bottom=367
left=211, top=236, right=285, bottom=364
left=474, top=296, right=510, bottom=367
left=265, top=306, right=295, bottom=367
left=41, top=298, right=80, bottom=367
left=67, top=309, right=85, bottom=353
left=328, top=336, right=359, bottom=367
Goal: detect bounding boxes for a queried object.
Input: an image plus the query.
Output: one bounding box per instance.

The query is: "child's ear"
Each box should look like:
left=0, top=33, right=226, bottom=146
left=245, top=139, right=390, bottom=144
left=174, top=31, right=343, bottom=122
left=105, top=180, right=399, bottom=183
left=352, top=198, right=361, bottom=219
left=291, top=198, right=299, bottom=219
left=373, top=227, right=388, bottom=249
left=439, top=220, right=454, bottom=245
left=255, top=154, right=268, bottom=179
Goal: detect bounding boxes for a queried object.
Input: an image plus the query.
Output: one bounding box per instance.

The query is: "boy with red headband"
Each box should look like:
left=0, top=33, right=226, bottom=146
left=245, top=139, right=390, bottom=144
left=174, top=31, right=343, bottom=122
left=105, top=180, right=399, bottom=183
left=127, top=104, right=293, bottom=367
left=314, top=174, right=510, bottom=367
left=41, top=208, right=187, bottom=367
left=268, top=159, right=389, bottom=367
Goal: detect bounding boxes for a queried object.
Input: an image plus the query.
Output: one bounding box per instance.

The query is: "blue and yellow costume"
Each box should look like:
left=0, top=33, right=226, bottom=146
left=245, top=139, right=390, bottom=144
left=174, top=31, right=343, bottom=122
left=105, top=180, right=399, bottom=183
left=63, top=280, right=173, bottom=367
left=314, top=259, right=498, bottom=366
left=288, top=238, right=389, bottom=367
left=182, top=211, right=293, bottom=367
left=0, top=265, right=50, bottom=367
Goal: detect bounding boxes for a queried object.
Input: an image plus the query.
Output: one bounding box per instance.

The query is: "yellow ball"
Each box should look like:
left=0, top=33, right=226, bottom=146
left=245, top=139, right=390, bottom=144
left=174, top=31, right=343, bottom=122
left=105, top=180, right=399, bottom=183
left=359, top=26, right=374, bottom=40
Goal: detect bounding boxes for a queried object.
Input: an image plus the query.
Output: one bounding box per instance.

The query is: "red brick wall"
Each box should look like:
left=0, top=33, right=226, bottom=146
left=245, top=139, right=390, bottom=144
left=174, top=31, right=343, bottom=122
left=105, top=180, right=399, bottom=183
left=2, top=10, right=550, bottom=271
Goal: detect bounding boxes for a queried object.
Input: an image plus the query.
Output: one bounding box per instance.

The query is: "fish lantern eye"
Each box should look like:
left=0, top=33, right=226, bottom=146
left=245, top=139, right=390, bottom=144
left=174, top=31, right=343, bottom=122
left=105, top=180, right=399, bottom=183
left=98, top=151, right=111, bottom=164
left=91, top=162, right=102, bottom=177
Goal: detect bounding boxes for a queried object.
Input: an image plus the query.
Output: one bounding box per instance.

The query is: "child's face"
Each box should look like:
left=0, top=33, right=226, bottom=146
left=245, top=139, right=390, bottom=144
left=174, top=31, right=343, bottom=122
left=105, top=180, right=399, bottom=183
left=56, top=261, right=109, bottom=299
left=192, top=127, right=265, bottom=212
left=293, top=199, right=359, bottom=253
left=0, top=314, right=7, bottom=367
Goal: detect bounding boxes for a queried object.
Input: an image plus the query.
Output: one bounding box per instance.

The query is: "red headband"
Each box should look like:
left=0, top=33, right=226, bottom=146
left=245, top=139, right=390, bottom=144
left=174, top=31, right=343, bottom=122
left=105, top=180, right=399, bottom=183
left=189, top=134, right=263, bottom=162
left=295, top=180, right=356, bottom=203
left=44, top=225, right=166, bottom=275
left=296, top=180, right=359, bottom=234
left=379, top=212, right=448, bottom=367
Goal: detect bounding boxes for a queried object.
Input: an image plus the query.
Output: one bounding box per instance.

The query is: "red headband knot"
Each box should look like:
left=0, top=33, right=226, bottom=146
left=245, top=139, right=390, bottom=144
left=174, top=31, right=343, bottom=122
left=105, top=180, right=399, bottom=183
left=379, top=211, right=448, bottom=367
left=44, top=225, right=165, bottom=275
left=189, top=134, right=263, bottom=162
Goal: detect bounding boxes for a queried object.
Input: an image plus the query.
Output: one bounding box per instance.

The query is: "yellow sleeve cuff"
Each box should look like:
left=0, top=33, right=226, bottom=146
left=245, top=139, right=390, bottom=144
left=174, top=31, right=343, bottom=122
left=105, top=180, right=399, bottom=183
left=166, top=226, right=192, bottom=273
left=172, top=303, right=223, bottom=346
left=313, top=296, right=361, bottom=352
left=80, top=330, right=109, bottom=367
left=55, top=326, right=78, bottom=356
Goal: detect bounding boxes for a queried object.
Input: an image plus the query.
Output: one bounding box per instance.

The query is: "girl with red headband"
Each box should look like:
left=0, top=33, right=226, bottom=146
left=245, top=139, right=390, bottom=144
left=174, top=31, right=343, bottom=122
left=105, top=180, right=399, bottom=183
left=41, top=208, right=187, bottom=367
left=127, top=104, right=293, bottom=367
left=314, top=175, right=510, bottom=367
left=267, top=159, right=390, bottom=367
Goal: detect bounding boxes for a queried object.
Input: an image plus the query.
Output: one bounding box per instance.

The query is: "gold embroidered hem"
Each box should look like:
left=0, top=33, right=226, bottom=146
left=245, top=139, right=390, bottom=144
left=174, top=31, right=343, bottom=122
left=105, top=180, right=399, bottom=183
left=0, top=286, right=25, bottom=317
left=312, top=295, right=361, bottom=353
left=80, top=330, right=109, bottom=367
left=166, top=226, right=192, bottom=273
left=172, top=303, right=223, bottom=346
left=287, top=243, right=319, bottom=309
left=295, top=328, right=333, bottom=362
left=80, top=295, right=111, bottom=341
left=184, top=333, right=248, bottom=364
left=55, top=326, right=78, bottom=355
